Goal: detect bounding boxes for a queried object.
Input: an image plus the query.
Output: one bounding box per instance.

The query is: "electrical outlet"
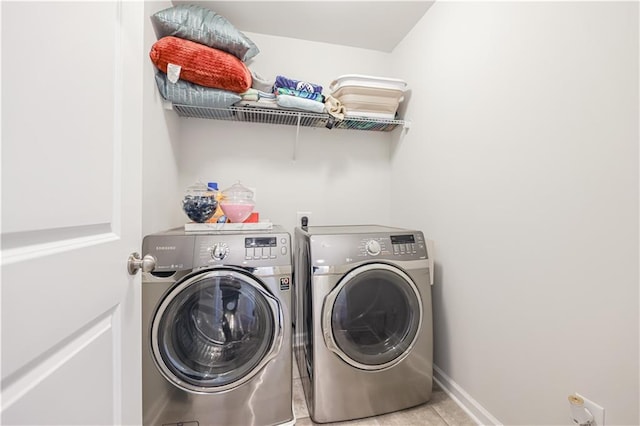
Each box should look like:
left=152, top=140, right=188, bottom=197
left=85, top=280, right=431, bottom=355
left=571, top=393, right=605, bottom=426
left=296, top=211, right=312, bottom=227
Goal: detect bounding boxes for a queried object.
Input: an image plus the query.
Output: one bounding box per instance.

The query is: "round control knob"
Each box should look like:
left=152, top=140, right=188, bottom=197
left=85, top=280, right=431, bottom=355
left=365, top=240, right=381, bottom=256
left=210, top=243, right=229, bottom=260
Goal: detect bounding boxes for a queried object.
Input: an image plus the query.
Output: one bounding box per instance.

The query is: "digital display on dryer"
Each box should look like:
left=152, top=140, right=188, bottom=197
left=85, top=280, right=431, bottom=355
left=245, top=237, right=277, bottom=248
left=390, top=234, right=415, bottom=244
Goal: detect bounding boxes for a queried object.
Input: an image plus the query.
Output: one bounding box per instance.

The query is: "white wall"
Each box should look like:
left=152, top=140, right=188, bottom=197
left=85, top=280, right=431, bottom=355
left=142, top=1, right=185, bottom=237
left=391, top=2, right=639, bottom=425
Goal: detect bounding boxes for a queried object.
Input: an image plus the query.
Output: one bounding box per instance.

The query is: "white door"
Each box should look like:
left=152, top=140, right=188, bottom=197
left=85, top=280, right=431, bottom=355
left=1, top=2, right=144, bottom=425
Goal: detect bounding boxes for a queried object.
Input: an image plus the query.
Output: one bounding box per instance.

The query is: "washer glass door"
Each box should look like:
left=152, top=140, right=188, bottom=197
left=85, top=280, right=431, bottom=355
left=323, top=263, right=422, bottom=370
left=151, top=268, right=282, bottom=393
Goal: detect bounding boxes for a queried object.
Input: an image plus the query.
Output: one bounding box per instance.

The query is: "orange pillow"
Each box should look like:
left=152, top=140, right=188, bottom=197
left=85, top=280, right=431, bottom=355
left=149, top=36, right=251, bottom=93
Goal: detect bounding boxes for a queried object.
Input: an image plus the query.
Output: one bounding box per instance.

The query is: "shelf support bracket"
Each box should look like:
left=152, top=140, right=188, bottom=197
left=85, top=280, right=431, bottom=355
left=293, top=113, right=301, bottom=161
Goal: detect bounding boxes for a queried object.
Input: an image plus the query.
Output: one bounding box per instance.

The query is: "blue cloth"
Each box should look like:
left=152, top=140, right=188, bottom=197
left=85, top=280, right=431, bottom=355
left=274, top=75, right=323, bottom=94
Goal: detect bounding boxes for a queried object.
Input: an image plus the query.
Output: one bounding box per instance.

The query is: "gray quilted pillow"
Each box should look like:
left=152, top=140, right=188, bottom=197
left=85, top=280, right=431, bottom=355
left=154, top=72, right=241, bottom=108
left=150, top=4, right=259, bottom=62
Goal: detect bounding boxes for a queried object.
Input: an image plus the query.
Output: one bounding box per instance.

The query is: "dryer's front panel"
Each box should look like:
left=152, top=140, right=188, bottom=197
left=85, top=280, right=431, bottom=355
left=322, top=263, right=422, bottom=370
left=151, top=267, right=283, bottom=393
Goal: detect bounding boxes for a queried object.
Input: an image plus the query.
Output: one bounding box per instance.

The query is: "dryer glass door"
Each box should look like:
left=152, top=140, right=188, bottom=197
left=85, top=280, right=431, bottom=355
left=151, top=268, right=283, bottom=393
left=323, top=263, right=422, bottom=370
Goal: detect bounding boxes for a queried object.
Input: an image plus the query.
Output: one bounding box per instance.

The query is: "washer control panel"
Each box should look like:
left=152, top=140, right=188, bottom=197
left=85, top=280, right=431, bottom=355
left=141, top=234, right=196, bottom=272
left=141, top=228, right=292, bottom=273
left=194, top=232, right=291, bottom=267
left=244, top=236, right=287, bottom=260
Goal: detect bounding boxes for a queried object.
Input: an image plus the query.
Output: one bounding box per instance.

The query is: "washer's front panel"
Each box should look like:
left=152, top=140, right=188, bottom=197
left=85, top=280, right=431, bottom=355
left=141, top=231, right=293, bottom=426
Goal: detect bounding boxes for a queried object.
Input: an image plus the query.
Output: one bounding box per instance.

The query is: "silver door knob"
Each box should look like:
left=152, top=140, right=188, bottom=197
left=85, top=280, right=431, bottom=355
left=128, top=252, right=156, bottom=275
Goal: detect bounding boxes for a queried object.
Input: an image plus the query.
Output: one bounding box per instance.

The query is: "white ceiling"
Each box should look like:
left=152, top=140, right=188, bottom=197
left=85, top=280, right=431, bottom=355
left=173, top=1, right=435, bottom=52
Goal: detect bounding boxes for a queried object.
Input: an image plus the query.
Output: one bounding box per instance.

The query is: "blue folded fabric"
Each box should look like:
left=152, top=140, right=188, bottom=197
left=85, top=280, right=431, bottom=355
left=274, top=75, right=323, bottom=94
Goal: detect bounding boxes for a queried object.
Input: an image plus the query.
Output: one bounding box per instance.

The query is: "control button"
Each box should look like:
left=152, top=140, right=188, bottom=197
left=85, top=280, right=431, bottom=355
left=245, top=248, right=252, bottom=260
left=281, top=246, right=288, bottom=255
left=281, top=238, right=287, bottom=245
left=393, top=245, right=400, bottom=255
left=270, top=247, right=277, bottom=259
left=261, top=248, right=269, bottom=259
left=365, top=240, right=381, bottom=256
left=210, top=243, right=229, bottom=260
left=411, top=243, right=417, bottom=253
left=253, top=248, right=261, bottom=259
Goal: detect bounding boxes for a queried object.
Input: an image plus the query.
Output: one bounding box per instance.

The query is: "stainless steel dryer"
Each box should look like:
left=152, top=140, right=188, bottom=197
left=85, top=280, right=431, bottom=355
left=141, top=227, right=294, bottom=426
left=294, top=225, right=434, bottom=424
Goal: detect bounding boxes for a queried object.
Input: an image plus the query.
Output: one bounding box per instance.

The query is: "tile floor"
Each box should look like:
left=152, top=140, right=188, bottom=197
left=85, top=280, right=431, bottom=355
left=291, top=367, right=477, bottom=425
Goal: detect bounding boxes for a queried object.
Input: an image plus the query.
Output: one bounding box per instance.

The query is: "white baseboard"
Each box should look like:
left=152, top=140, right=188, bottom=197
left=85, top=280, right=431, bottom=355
left=433, top=364, right=503, bottom=426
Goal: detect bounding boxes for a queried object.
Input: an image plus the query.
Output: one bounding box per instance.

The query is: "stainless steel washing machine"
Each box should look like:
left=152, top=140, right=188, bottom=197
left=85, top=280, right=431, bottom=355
left=294, top=225, right=434, bottom=424
left=141, top=227, right=294, bottom=426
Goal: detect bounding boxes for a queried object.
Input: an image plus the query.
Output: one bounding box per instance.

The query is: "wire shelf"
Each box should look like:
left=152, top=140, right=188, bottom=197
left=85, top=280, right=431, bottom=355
left=171, top=104, right=405, bottom=132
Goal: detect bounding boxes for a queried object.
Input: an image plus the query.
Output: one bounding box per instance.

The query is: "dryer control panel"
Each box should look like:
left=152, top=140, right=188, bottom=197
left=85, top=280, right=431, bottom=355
left=356, top=232, right=427, bottom=260
left=390, top=233, right=422, bottom=256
